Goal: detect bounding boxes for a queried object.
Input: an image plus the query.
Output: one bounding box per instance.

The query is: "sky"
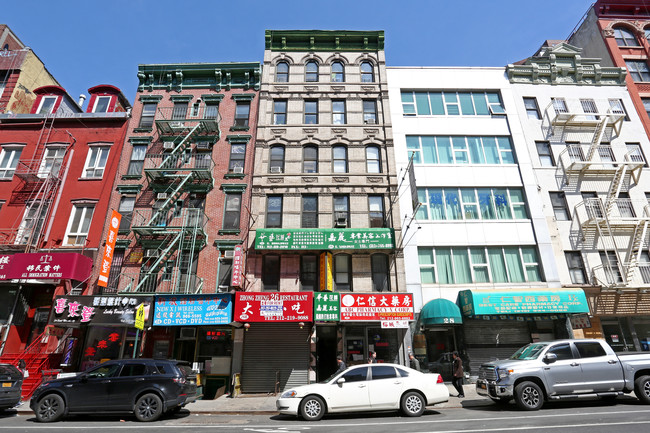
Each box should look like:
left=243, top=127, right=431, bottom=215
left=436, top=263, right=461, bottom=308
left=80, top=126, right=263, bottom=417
left=4, top=0, right=595, bottom=106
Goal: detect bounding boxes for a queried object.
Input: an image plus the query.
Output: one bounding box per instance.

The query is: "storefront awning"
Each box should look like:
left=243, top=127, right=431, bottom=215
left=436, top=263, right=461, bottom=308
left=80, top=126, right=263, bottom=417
left=458, top=289, right=589, bottom=316
left=420, top=298, right=463, bottom=325
left=0, top=252, right=92, bottom=281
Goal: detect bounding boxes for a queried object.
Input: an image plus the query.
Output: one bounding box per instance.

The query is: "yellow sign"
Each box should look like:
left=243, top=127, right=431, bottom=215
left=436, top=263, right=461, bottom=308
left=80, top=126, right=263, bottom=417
left=319, top=252, right=333, bottom=291
left=135, top=304, right=145, bottom=330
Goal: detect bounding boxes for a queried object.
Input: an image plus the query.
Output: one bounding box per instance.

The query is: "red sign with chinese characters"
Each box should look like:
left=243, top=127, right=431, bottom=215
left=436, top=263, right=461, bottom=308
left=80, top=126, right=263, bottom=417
left=234, top=292, right=313, bottom=322
left=340, top=293, right=414, bottom=322
left=0, top=252, right=92, bottom=281
left=230, top=245, right=244, bottom=288
left=98, top=210, right=121, bottom=287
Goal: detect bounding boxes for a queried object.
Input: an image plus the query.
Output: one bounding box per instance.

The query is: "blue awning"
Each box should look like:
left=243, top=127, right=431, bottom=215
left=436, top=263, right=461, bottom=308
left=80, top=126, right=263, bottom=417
left=420, top=298, right=463, bottom=325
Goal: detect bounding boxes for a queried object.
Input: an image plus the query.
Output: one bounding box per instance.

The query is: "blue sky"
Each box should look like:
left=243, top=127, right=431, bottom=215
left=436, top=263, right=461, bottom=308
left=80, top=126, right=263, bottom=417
left=5, top=0, right=594, bottom=105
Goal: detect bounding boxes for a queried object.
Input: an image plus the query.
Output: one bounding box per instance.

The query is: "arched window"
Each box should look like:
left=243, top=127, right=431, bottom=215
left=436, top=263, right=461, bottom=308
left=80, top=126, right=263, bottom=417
left=366, top=146, right=381, bottom=173
left=305, top=61, right=319, bottom=82
left=331, top=61, right=344, bottom=82
left=269, top=146, right=285, bottom=173
left=276, top=61, right=289, bottom=82
left=371, top=254, right=390, bottom=291
left=332, top=146, right=348, bottom=173
left=646, top=27, right=650, bottom=42
left=303, top=146, right=318, bottom=173
left=614, top=26, right=638, bottom=46
left=360, top=61, right=374, bottom=83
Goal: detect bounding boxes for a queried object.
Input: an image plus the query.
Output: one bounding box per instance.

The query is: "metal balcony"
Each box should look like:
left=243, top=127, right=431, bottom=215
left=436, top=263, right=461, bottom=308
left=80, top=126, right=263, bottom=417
left=130, top=207, right=208, bottom=240
left=558, top=144, right=645, bottom=186
left=154, top=106, right=220, bottom=138
left=575, top=198, right=650, bottom=233
left=543, top=99, right=625, bottom=136
left=114, top=272, right=204, bottom=294
left=143, top=153, right=214, bottom=190
left=592, top=262, right=650, bottom=290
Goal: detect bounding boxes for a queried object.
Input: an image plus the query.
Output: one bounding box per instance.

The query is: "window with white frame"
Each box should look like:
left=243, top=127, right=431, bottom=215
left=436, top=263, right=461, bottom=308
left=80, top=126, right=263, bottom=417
left=360, top=61, right=374, bottom=83
left=38, top=147, right=65, bottom=178
left=273, top=100, right=287, bottom=125
left=331, top=61, right=345, bottom=82
left=0, top=147, right=22, bottom=179
left=600, top=251, right=623, bottom=284
left=416, top=187, right=527, bottom=221
left=332, top=100, right=346, bottom=124
left=64, top=204, right=95, bottom=246
left=118, top=196, right=135, bottom=231
left=334, top=254, right=352, bottom=290
left=418, top=245, right=542, bottom=284
left=266, top=195, right=283, bottom=228
left=332, top=145, right=348, bottom=173
left=37, top=96, right=57, bottom=115
left=302, top=195, right=318, bottom=228
left=223, top=193, right=242, bottom=229
left=401, top=90, right=505, bottom=116
left=83, top=146, right=110, bottom=178
left=305, top=61, right=319, bottom=82
left=276, top=61, right=289, bottom=82
left=363, top=100, right=377, bottom=124
left=552, top=97, right=568, bottom=113
left=228, top=142, right=246, bottom=173
left=580, top=99, right=598, bottom=120
left=93, top=96, right=111, bottom=113
left=565, top=251, right=587, bottom=284
left=609, top=99, right=629, bottom=120
left=15, top=201, right=47, bottom=245
left=139, top=103, right=157, bottom=127
left=269, top=145, right=284, bottom=173
left=407, top=135, right=515, bottom=165
left=366, top=146, right=381, bottom=173
left=303, top=146, right=318, bottom=173
left=127, top=145, right=147, bottom=175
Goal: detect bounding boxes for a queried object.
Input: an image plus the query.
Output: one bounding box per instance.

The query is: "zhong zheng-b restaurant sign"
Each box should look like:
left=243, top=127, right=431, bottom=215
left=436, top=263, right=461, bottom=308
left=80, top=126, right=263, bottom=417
left=234, top=292, right=313, bottom=322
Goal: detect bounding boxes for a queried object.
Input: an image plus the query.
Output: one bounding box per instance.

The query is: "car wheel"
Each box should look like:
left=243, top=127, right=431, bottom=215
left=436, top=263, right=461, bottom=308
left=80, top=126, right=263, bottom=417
left=299, top=395, right=325, bottom=421
left=401, top=391, right=425, bottom=417
left=514, top=381, right=544, bottom=411
left=490, top=397, right=511, bottom=405
left=34, top=394, right=65, bottom=423
left=634, top=375, right=650, bottom=404
left=134, top=393, right=163, bottom=422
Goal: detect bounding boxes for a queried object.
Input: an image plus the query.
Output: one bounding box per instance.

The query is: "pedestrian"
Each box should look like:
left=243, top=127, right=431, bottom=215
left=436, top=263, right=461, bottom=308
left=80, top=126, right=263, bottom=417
left=409, top=353, right=420, bottom=371
left=17, top=359, right=28, bottom=378
left=367, top=350, right=377, bottom=364
left=452, top=351, right=464, bottom=398
left=336, top=355, right=347, bottom=373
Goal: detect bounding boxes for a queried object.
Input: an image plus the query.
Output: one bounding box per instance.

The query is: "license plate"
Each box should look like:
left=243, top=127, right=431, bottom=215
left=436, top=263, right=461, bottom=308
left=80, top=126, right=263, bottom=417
left=2, top=383, right=11, bottom=388
left=479, top=383, right=486, bottom=389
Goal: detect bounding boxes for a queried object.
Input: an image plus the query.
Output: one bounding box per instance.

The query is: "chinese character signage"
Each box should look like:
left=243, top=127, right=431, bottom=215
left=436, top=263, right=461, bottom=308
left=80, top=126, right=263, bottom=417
left=314, top=292, right=339, bottom=321
left=50, top=295, right=152, bottom=327
left=153, top=294, right=233, bottom=326
left=458, top=289, right=589, bottom=316
left=340, top=293, right=414, bottom=322
left=98, top=210, right=121, bottom=287
left=235, top=292, right=313, bottom=322
left=0, top=253, right=92, bottom=281
left=319, top=252, right=333, bottom=291
left=230, top=246, right=244, bottom=288
left=255, top=228, right=395, bottom=250
left=381, top=320, right=409, bottom=329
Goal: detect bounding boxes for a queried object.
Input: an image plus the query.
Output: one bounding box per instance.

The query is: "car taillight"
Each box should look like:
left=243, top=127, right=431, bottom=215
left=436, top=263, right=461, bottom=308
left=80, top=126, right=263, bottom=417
left=436, top=374, right=444, bottom=384
left=173, top=377, right=186, bottom=384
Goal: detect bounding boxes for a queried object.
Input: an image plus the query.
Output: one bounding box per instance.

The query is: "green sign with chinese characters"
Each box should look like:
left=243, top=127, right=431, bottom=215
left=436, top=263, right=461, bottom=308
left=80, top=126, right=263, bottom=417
left=255, top=228, right=395, bottom=250
left=458, top=289, right=589, bottom=316
left=314, top=292, right=340, bottom=321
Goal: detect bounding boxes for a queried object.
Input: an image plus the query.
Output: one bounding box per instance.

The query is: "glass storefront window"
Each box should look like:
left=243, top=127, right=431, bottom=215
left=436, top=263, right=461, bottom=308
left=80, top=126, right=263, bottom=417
left=367, top=327, right=399, bottom=364
left=197, top=327, right=232, bottom=364
left=80, top=327, right=126, bottom=371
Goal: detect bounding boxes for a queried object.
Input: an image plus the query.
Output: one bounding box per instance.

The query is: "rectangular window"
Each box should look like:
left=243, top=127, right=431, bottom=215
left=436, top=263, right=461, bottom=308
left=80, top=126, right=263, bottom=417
left=37, top=96, right=57, bottom=114
left=626, top=142, right=646, bottom=166
left=566, top=251, right=587, bottom=284
left=104, top=249, right=124, bottom=293
left=273, top=100, right=287, bottom=125
left=401, top=92, right=416, bottom=115
left=0, top=147, right=22, bottom=179
left=266, top=195, right=283, bottom=228
left=580, top=98, right=598, bottom=120
left=93, top=96, right=111, bottom=113
left=223, top=193, right=242, bottom=229
left=262, top=255, right=280, bottom=291
left=38, top=147, right=65, bottom=178
left=172, top=102, right=187, bottom=120
left=536, top=141, right=554, bottom=167
left=334, top=195, right=350, bottom=228
left=118, top=196, right=135, bottom=231
left=15, top=201, right=47, bottom=245
left=371, top=254, right=390, bottom=291
left=600, top=251, right=622, bottom=284
left=552, top=97, right=568, bottom=113
left=64, top=204, right=95, bottom=246
left=368, top=196, right=385, bottom=228
left=234, top=102, right=250, bottom=127
left=83, top=146, right=110, bottom=178
left=228, top=142, right=246, bottom=173
left=523, top=97, right=541, bottom=119
left=302, top=195, right=318, bottom=228
left=363, top=100, right=377, bottom=124
left=582, top=191, right=603, bottom=218
left=334, top=254, right=351, bottom=291
left=300, top=255, right=319, bottom=291
left=139, top=103, right=157, bottom=128
left=304, top=100, right=318, bottom=124
left=195, top=151, right=211, bottom=169
left=643, top=98, right=650, bottom=120
left=406, top=135, right=515, bottom=165
left=400, top=91, right=504, bottom=116
left=204, top=102, right=218, bottom=119
left=332, top=100, right=346, bottom=124
left=609, top=99, right=629, bottom=120
left=416, top=187, right=528, bottom=221
left=626, top=60, right=650, bottom=82
left=127, top=145, right=147, bottom=175
left=218, top=255, right=233, bottom=290
left=332, top=146, right=348, bottom=173
left=549, top=192, right=570, bottom=221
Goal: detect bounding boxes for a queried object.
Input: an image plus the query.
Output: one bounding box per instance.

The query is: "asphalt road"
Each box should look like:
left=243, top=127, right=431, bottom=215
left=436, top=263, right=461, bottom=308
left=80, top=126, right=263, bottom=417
left=2, top=398, right=650, bottom=432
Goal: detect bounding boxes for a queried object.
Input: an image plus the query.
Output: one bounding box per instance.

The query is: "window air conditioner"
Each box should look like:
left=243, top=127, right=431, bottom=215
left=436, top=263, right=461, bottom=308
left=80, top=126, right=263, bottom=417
left=224, top=250, right=235, bottom=258
left=170, top=121, right=185, bottom=128
left=156, top=193, right=168, bottom=200
left=196, top=141, right=212, bottom=150
left=179, top=327, right=196, bottom=340
left=335, top=217, right=348, bottom=228
left=163, top=142, right=175, bottom=150
left=270, top=166, right=283, bottom=173
left=232, top=167, right=244, bottom=174
left=144, top=249, right=159, bottom=258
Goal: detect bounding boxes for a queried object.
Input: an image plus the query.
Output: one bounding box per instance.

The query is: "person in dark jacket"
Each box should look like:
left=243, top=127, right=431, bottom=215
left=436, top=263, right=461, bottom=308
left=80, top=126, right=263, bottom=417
left=452, top=351, right=464, bottom=398
left=368, top=351, right=378, bottom=363
left=336, top=355, right=347, bottom=373
left=409, top=353, right=420, bottom=371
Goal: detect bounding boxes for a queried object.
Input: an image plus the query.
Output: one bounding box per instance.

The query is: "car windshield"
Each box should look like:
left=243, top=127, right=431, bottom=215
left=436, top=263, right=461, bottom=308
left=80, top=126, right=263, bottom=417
left=510, top=343, right=548, bottom=360
left=322, top=370, right=343, bottom=384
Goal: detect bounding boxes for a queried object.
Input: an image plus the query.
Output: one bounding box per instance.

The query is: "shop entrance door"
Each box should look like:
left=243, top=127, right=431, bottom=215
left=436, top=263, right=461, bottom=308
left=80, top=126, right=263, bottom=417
left=316, top=325, right=337, bottom=382
left=345, top=325, right=366, bottom=366
left=174, top=339, right=196, bottom=362
left=425, top=328, right=456, bottom=380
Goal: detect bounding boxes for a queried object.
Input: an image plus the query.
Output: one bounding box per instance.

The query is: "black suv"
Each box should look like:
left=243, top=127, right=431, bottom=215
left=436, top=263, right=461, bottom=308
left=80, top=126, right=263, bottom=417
left=30, top=359, right=197, bottom=422
left=0, top=364, right=23, bottom=411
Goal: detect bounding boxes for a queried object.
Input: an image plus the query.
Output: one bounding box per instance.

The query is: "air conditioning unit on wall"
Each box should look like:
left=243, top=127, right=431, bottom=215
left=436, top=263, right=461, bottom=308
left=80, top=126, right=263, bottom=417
left=270, top=166, right=283, bottom=173
left=232, top=167, right=244, bottom=174
left=223, top=250, right=235, bottom=258
left=157, top=193, right=168, bottom=200
left=163, top=142, right=175, bottom=150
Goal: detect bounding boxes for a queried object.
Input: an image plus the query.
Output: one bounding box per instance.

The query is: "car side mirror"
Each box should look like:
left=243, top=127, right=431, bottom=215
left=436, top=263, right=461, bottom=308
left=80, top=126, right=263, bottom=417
left=544, top=353, right=558, bottom=364
left=336, top=377, right=346, bottom=385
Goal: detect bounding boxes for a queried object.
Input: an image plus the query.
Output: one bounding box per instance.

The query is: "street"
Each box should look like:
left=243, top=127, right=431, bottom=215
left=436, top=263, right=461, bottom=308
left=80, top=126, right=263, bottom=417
left=1, top=398, right=650, bottom=432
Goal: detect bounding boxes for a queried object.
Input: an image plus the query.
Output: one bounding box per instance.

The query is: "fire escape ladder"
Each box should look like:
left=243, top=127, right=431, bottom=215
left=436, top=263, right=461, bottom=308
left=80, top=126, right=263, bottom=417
left=160, top=123, right=202, bottom=170
left=135, top=232, right=182, bottom=293
left=605, top=165, right=627, bottom=216
left=625, top=220, right=648, bottom=284
left=595, top=216, right=623, bottom=287
left=146, top=174, right=192, bottom=227
left=585, top=117, right=608, bottom=161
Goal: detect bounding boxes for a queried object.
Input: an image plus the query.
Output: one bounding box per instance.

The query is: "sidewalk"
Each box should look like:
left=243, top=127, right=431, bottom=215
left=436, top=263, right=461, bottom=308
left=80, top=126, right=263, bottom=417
left=16, top=383, right=490, bottom=416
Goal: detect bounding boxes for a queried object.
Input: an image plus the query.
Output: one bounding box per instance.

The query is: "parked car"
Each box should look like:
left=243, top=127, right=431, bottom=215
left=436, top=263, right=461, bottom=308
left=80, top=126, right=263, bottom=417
left=476, top=339, right=650, bottom=410
left=30, top=358, right=198, bottom=422
left=276, top=363, right=449, bottom=421
left=0, top=364, right=23, bottom=411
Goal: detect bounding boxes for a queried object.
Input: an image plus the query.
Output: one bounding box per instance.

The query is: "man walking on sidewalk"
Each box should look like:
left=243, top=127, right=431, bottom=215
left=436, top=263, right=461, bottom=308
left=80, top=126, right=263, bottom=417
left=452, top=351, right=464, bottom=398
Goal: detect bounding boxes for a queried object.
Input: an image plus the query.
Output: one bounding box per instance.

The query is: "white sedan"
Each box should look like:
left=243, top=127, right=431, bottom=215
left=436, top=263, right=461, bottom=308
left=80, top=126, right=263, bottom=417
left=276, top=363, right=449, bottom=421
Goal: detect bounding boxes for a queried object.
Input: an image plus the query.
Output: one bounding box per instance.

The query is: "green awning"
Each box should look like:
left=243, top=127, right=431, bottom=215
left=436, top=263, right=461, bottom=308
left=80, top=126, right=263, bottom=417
left=420, top=298, right=463, bottom=325
left=457, top=289, right=589, bottom=316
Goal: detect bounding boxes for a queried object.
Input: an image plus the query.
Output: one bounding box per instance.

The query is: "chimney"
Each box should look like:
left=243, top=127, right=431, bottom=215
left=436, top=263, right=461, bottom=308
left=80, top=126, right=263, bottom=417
left=78, top=94, right=87, bottom=108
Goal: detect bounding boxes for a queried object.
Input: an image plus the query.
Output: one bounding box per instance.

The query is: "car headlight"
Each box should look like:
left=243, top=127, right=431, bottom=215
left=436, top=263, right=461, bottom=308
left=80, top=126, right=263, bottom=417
left=497, top=368, right=513, bottom=380
left=281, top=390, right=298, bottom=398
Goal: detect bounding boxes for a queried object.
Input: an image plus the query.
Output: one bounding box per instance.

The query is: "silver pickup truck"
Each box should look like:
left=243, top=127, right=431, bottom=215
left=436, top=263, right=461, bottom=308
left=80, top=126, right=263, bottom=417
left=476, top=339, right=650, bottom=410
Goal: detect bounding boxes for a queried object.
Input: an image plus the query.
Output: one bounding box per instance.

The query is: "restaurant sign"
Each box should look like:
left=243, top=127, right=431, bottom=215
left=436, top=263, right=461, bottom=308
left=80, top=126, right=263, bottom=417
left=255, top=228, right=395, bottom=250
left=340, top=293, right=414, bottom=322
left=458, top=289, right=589, bottom=316
left=0, top=253, right=92, bottom=281
left=314, top=292, right=339, bottom=321
left=153, top=294, right=233, bottom=326
left=50, top=295, right=153, bottom=327
left=234, top=292, right=313, bottom=322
